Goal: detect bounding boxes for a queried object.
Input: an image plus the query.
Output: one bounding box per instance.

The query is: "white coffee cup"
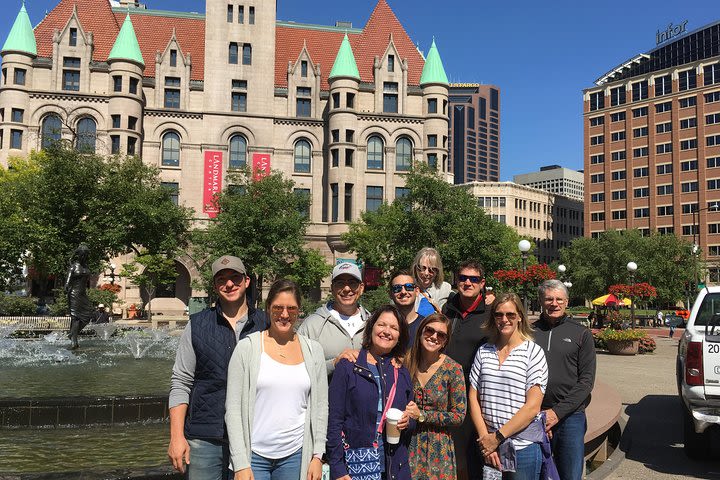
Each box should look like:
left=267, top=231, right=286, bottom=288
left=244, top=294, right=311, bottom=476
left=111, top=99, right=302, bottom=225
left=385, top=408, right=403, bottom=444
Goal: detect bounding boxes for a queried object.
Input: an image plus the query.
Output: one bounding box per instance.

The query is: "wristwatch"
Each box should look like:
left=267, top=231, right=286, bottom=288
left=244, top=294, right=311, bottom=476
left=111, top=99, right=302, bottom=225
left=418, top=411, right=426, bottom=423
left=495, top=430, right=506, bottom=443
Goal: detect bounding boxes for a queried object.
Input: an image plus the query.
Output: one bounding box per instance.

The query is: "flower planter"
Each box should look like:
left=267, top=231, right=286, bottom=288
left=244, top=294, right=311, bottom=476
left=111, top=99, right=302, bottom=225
left=606, top=338, right=639, bottom=355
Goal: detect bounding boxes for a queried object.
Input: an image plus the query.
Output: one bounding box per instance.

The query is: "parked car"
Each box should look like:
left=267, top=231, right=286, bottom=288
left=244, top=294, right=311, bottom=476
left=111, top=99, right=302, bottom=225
left=665, top=313, right=686, bottom=329
left=677, top=286, right=720, bottom=459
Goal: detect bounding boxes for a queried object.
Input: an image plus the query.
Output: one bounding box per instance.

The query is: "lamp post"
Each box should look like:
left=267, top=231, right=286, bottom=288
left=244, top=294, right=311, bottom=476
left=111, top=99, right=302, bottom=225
left=519, top=240, right=532, bottom=312
left=103, top=262, right=119, bottom=285
left=627, top=261, right=637, bottom=329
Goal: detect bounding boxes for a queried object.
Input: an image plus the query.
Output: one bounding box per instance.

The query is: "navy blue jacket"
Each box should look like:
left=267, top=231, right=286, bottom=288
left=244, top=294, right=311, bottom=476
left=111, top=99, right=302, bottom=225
left=327, top=349, right=415, bottom=480
left=185, top=303, right=267, bottom=441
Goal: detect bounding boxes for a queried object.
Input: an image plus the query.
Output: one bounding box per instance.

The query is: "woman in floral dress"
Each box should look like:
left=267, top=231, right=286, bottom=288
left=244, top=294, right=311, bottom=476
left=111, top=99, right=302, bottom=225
left=405, top=313, right=467, bottom=480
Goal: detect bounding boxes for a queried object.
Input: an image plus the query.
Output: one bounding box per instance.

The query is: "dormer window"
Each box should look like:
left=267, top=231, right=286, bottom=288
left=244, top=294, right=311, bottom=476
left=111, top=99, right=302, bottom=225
left=388, top=55, right=395, bottom=73
left=301, top=61, right=308, bottom=78
left=170, top=50, right=177, bottom=67
left=69, top=28, right=77, bottom=47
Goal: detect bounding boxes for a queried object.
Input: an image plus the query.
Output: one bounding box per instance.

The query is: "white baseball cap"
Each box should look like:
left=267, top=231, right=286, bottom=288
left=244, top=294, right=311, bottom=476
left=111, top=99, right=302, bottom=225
left=332, top=262, right=362, bottom=282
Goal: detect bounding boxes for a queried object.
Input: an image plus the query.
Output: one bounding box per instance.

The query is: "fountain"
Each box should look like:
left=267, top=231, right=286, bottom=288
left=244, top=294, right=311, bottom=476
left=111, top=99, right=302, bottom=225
left=0, top=325, right=182, bottom=478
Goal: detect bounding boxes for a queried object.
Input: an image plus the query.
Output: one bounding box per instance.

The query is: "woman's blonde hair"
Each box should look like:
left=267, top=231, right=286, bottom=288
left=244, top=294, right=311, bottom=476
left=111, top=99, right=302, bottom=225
left=411, top=247, right=445, bottom=288
left=484, top=292, right=534, bottom=344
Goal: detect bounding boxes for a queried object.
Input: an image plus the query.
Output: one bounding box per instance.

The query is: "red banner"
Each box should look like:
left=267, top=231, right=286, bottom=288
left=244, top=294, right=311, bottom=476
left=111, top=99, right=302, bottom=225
left=252, top=153, right=271, bottom=181
left=203, top=150, right=223, bottom=218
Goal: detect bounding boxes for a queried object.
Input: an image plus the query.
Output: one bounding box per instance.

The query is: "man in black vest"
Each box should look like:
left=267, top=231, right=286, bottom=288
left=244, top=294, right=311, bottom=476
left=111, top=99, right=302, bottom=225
left=168, top=255, right=267, bottom=479
left=443, top=260, right=489, bottom=480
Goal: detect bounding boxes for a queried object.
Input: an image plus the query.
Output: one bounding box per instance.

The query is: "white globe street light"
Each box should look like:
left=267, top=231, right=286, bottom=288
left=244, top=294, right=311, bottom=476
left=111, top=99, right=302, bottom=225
left=557, top=264, right=566, bottom=274
left=627, top=261, right=637, bottom=329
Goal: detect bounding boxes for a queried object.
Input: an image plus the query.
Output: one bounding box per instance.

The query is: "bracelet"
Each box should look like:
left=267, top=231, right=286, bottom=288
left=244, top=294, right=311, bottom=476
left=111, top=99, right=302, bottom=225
left=494, top=430, right=506, bottom=443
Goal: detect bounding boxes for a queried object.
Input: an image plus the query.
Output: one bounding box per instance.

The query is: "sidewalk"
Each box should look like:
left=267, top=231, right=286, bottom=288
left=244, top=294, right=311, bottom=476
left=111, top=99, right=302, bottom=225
left=596, top=333, right=720, bottom=479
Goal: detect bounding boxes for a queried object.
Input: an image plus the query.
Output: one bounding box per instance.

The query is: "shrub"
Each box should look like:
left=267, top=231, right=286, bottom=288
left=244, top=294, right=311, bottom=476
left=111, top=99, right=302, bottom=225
left=599, top=327, right=646, bottom=342
left=639, top=335, right=657, bottom=354
left=0, top=293, right=38, bottom=316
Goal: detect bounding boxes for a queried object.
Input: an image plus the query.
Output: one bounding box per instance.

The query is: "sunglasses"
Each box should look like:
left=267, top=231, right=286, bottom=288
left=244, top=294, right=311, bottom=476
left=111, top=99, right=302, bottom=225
left=458, top=274, right=482, bottom=284
left=332, top=279, right=361, bottom=290
left=214, top=273, right=245, bottom=286
left=270, top=305, right=300, bottom=318
left=416, top=265, right=439, bottom=274
left=493, top=312, right=519, bottom=321
left=391, top=283, right=416, bottom=294
left=422, top=325, right=448, bottom=342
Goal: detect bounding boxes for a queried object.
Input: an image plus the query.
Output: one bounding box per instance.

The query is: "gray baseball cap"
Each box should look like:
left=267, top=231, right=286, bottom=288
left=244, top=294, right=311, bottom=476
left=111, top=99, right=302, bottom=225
left=212, top=255, right=247, bottom=277
left=332, top=262, right=362, bottom=282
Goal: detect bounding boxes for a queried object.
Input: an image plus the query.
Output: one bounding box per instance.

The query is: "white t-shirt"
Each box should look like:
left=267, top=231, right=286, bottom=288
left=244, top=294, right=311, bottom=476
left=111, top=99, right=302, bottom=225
left=330, top=308, right=364, bottom=337
left=469, top=340, right=548, bottom=449
left=251, top=351, right=311, bottom=458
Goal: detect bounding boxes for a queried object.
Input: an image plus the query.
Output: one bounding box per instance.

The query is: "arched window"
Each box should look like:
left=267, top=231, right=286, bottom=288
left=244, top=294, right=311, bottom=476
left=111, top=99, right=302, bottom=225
left=294, top=139, right=311, bottom=173
left=41, top=114, right=62, bottom=149
left=395, top=137, right=412, bottom=171
left=76, top=117, right=96, bottom=153
left=367, top=136, right=384, bottom=170
left=229, top=135, right=247, bottom=169
left=162, top=132, right=181, bottom=166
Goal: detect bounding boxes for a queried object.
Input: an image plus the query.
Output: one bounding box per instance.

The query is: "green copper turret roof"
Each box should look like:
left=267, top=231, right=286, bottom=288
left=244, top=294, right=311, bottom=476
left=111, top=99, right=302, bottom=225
left=2, top=3, right=37, bottom=56
left=420, top=39, right=448, bottom=86
left=329, top=34, right=359, bottom=81
left=108, top=14, right=145, bottom=66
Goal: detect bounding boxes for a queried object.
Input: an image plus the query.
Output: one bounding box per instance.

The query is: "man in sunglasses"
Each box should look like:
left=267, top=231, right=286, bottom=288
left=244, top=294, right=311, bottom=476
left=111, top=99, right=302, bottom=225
left=297, top=262, right=370, bottom=376
left=388, top=269, right=424, bottom=348
left=442, top=260, right=490, bottom=480
left=168, top=255, right=268, bottom=479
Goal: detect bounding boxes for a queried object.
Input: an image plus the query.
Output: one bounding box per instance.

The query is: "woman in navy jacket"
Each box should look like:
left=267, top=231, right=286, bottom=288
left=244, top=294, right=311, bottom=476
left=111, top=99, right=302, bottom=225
left=327, top=305, right=415, bottom=480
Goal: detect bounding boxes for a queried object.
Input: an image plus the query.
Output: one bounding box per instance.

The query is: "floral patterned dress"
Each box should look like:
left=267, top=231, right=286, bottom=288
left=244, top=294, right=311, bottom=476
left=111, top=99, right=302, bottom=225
left=409, top=356, right=467, bottom=480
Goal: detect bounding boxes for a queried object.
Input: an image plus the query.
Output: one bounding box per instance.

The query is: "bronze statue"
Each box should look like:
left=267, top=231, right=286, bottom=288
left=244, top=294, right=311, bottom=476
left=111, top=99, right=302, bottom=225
left=65, top=244, right=95, bottom=349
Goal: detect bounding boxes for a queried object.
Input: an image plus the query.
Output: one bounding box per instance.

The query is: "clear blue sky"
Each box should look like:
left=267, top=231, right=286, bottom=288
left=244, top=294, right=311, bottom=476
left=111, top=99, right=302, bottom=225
left=3, top=0, right=717, bottom=180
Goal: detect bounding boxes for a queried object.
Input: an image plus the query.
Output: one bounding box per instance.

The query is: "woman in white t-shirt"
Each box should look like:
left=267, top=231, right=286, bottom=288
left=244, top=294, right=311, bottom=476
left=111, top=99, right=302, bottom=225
left=226, top=279, right=328, bottom=480
left=467, top=293, right=548, bottom=480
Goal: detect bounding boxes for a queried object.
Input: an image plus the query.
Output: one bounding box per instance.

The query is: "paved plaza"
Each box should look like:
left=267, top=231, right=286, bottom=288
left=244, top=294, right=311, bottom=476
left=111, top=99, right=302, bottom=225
left=596, top=330, right=720, bottom=479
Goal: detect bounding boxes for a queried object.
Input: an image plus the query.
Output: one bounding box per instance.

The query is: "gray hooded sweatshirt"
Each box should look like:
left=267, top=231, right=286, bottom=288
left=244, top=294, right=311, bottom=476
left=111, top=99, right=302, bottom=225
left=296, top=302, right=370, bottom=376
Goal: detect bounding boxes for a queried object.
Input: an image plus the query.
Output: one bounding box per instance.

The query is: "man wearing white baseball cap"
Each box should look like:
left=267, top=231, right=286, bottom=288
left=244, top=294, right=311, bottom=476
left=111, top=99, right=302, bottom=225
left=168, top=255, right=267, bottom=479
left=297, top=261, right=369, bottom=376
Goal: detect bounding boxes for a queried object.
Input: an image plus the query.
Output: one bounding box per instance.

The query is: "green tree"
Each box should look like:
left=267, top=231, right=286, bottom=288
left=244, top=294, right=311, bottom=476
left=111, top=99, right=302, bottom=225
left=193, top=169, right=331, bottom=304
left=121, top=251, right=179, bottom=318
left=0, top=146, right=193, bottom=286
left=343, top=165, right=522, bottom=278
left=560, top=229, right=697, bottom=305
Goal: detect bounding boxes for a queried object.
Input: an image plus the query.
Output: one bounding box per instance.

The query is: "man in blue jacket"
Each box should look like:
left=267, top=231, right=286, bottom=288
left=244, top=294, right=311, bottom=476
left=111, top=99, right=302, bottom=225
left=167, top=255, right=267, bottom=479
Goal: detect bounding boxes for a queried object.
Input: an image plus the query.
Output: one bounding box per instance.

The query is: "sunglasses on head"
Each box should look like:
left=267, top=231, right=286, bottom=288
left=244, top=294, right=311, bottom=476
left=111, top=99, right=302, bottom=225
left=422, top=325, right=448, bottom=342
left=391, top=283, right=416, bottom=294
left=458, top=274, right=481, bottom=284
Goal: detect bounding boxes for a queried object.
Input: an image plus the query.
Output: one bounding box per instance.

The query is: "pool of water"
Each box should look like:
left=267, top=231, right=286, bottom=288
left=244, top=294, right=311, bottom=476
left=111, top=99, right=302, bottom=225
left=0, top=422, right=171, bottom=474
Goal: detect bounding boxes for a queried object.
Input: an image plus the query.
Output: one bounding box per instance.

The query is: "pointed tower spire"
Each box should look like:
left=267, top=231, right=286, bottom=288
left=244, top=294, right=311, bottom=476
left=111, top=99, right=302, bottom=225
left=329, top=34, right=360, bottom=81
left=108, top=14, right=144, bottom=66
left=420, top=39, right=448, bottom=86
left=2, top=2, right=37, bottom=55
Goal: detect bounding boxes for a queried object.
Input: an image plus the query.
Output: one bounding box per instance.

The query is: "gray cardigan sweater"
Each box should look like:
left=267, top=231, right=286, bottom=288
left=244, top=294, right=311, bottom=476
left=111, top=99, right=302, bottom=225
left=225, top=331, right=328, bottom=479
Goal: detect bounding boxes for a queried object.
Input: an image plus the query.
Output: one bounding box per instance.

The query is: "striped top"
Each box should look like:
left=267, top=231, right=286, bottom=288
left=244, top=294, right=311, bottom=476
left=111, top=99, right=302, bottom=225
left=469, top=340, right=548, bottom=449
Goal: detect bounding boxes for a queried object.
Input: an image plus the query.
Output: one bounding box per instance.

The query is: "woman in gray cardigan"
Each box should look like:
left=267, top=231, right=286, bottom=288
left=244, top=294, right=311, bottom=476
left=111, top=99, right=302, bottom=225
left=226, top=279, right=328, bottom=480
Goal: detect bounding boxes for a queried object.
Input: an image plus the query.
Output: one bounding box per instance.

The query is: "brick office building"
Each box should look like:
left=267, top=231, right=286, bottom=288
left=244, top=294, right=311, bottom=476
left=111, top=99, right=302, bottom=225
left=584, top=21, right=720, bottom=283
left=0, top=0, right=451, bottom=307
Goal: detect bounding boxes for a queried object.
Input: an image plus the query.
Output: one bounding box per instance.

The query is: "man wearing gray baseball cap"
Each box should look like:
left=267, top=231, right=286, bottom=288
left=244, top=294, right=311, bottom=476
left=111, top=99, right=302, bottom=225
left=168, top=255, right=267, bottom=479
left=297, top=261, right=369, bottom=376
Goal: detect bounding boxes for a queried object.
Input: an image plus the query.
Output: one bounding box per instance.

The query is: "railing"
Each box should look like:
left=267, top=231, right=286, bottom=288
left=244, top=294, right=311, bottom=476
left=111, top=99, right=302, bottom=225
left=0, top=316, right=71, bottom=330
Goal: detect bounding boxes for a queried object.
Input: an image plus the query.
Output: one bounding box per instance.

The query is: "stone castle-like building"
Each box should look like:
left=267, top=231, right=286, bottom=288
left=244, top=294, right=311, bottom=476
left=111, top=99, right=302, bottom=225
left=0, top=0, right=451, bottom=307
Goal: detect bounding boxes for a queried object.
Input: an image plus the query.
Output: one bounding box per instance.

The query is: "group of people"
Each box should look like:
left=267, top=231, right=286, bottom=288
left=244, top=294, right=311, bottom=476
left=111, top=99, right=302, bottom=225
left=168, top=248, right=596, bottom=480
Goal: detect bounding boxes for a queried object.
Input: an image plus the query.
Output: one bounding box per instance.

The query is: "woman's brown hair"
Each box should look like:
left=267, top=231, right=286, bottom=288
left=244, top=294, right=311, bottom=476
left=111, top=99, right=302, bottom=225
left=404, top=313, right=453, bottom=381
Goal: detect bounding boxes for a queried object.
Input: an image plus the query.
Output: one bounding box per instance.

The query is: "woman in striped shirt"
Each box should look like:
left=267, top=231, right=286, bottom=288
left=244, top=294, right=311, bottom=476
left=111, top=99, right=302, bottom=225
left=467, top=293, right=548, bottom=480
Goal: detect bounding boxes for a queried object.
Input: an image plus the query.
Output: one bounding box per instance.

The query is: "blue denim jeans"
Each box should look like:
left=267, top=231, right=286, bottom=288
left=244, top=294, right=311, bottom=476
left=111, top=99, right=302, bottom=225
left=251, top=448, right=303, bottom=480
left=550, top=411, right=586, bottom=480
left=187, top=438, right=232, bottom=480
left=504, top=443, right=541, bottom=480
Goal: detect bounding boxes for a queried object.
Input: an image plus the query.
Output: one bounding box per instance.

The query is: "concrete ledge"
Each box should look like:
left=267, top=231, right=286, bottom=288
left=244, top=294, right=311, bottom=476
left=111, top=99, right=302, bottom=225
left=584, top=381, right=623, bottom=466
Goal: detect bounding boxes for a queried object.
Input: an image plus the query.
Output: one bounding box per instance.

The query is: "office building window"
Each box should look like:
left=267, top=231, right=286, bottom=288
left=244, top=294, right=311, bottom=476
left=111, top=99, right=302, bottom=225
left=589, top=116, right=604, bottom=126
left=227, top=4, right=233, bottom=22
left=679, top=69, right=697, bottom=91
left=10, top=129, right=22, bottom=149
left=611, top=150, right=626, bottom=161
left=707, top=113, right=720, bottom=125
left=633, top=187, right=649, bottom=198
left=634, top=207, right=650, bottom=218
left=610, top=111, right=626, bottom=122
left=612, top=210, right=627, bottom=220
left=229, top=42, right=238, bottom=64
left=679, top=96, right=697, bottom=108
left=127, top=136, right=137, bottom=155
left=14, top=68, right=26, bottom=85
left=590, top=173, right=605, bottom=183
left=611, top=131, right=625, bottom=141
left=367, top=136, right=384, bottom=170
left=590, top=154, right=604, bottom=164
left=242, top=44, right=252, bottom=65
left=238, top=5, right=244, bottom=23
left=705, top=64, right=720, bottom=86
left=231, top=79, right=247, bottom=112
left=296, top=87, right=312, bottom=117
left=633, top=126, right=648, bottom=138
left=681, top=181, right=699, bottom=192
left=680, top=117, right=697, bottom=129
left=383, top=82, right=398, bottom=113
left=633, top=167, right=649, bottom=178
left=161, top=132, right=180, bottom=166
left=706, top=92, right=720, bottom=103
left=345, top=149, right=354, bottom=167
left=656, top=143, right=672, bottom=154
left=11, top=108, right=23, bottom=123
left=128, top=116, right=137, bottom=131
left=631, top=106, right=648, bottom=118
left=656, top=122, right=672, bottom=133
left=294, top=139, right=311, bottom=173
left=113, top=75, right=122, bottom=92
left=680, top=138, right=698, bottom=150
left=395, top=137, right=412, bottom=171
left=162, top=182, right=179, bottom=206
left=62, top=57, right=81, bottom=91
left=656, top=163, right=672, bottom=174
left=632, top=80, right=648, bottom=101
left=111, top=135, right=120, bottom=154
left=76, top=117, right=96, bottom=153
left=590, top=193, right=605, bottom=202
left=589, top=91, right=604, bottom=111
left=428, top=98, right=437, bottom=114
left=657, top=184, right=673, bottom=195
left=681, top=160, right=698, bottom=171
left=611, top=170, right=626, bottom=181
left=709, top=179, right=720, bottom=190
left=164, top=77, right=180, bottom=108
left=708, top=135, right=720, bottom=147
left=331, top=184, right=339, bottom=222
left=111, top=114, right=121, bottom=129
left=229, top=135, right=247, bottom=169
left=344, top=183, right=353, bottom=221
left=655, top=101, right=672, bottom=113
left=657, top=205, right=673, bottom=216
left=611, top=190, right=626, bottom=200
left=347, top=92, right=355, bottom=109
left=249, top=6, right=255, bottom=24
left=709, top=157, right=720, bottom=168
left=591, top=212, right=605, bottom=221
left=610, top=86, right=625, bottom=106
left=41, top=114, right=62, bottom=149
left=655, top=74, right=671, bottom=96
left=590, top=135, right=604, bottom=145
left=366, top=186, right=383, bottom=212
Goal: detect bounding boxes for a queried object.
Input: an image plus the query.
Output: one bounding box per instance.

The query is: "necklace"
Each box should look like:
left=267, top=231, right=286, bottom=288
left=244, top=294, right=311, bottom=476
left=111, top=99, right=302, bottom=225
left=266, top=331, right=293, bottom=358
